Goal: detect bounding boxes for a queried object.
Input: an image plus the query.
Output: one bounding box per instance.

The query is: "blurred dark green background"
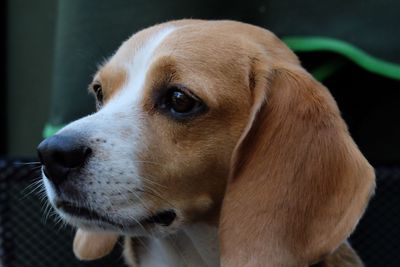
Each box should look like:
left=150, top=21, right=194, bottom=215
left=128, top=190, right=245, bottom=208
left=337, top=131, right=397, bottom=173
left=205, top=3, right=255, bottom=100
left=6, top=0, right=56, bottom=156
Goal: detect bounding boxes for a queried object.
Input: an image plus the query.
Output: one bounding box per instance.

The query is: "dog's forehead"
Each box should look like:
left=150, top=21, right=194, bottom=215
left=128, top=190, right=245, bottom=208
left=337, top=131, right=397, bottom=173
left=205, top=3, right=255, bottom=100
left=103, top=20, right=267, bottom=73
left=95, top=20, right=295, bottom=107
left=94, top=25, right=177, bottom=104
left=109, top=24, right=174, bottom=65
left=97, top=25, right=194, bottom=99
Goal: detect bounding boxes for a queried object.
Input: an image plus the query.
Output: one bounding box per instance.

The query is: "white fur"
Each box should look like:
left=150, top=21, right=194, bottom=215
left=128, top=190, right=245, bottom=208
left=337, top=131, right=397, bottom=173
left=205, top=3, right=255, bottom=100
left=105, top=26, right=175, bottom=111
left=43, top=26, right=176, bottom=234
left=133, top=224, right=220, bottom=267
left=42, top=25, right=220, bottom=267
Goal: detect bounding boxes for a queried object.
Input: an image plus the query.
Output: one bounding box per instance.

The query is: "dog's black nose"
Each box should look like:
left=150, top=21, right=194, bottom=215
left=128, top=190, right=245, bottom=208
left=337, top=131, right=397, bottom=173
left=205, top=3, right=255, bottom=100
left=37, top=135, right=92, bottom=185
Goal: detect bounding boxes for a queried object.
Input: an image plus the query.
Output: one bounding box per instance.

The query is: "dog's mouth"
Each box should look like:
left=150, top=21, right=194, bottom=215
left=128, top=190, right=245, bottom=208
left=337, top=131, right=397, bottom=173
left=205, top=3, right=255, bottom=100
left=143, top=209, right=177, bottom=226
left=56, top=201, right=177, bottom=228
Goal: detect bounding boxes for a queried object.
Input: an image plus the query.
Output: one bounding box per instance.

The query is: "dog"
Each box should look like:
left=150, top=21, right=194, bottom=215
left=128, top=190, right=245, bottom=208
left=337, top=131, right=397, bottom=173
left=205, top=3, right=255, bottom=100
left=37, top=20, right=375, bottom=267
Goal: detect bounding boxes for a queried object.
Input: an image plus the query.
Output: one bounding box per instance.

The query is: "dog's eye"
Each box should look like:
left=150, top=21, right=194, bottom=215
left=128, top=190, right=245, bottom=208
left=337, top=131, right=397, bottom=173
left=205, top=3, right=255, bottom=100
left=92, top=83, right=103, bottom=104
left=170, top=91, right=196, bottom=113
left=160, top=86, right=206, bottom=120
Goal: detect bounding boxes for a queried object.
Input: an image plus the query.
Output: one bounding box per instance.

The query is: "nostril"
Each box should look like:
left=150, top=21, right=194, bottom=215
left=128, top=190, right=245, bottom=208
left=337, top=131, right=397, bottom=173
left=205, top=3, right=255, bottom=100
left=36, top=135, right=92, bottom=184
left=83, top=146, right=92, bottom=159
left=57, top=145, right=92, bottom=169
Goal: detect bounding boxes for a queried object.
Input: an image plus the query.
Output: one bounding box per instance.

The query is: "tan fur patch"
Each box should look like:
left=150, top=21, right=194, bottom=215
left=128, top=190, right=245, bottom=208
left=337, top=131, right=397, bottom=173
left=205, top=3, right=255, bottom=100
left=89, top=20, right=375, bottom=266
left=95, top=65, right=127, bottom=102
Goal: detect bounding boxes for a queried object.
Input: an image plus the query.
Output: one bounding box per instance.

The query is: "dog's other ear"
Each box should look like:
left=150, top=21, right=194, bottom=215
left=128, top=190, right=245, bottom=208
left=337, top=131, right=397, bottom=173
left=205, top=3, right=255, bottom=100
left=219, top=62, right=375, bottom=266
left=73, top=228, right=119, bottom=260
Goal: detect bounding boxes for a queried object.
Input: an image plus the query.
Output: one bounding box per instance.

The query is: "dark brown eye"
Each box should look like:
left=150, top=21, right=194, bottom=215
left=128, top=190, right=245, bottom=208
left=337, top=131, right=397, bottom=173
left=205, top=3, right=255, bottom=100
left=159, top=86, right=206, bottom=120
left=92, top=83, right=103, bottom=104
left=170, top=91, right=196, bottom=113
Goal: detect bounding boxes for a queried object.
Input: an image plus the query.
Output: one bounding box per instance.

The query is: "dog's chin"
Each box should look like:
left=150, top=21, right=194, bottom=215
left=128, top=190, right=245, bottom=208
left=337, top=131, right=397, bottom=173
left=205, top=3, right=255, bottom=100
left=54, top=201, right=179, bottom=237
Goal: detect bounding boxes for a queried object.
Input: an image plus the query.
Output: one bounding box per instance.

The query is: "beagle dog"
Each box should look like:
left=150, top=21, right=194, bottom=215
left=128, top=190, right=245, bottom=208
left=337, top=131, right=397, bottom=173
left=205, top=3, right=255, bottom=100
left=37, top=20, right=375, bottom=267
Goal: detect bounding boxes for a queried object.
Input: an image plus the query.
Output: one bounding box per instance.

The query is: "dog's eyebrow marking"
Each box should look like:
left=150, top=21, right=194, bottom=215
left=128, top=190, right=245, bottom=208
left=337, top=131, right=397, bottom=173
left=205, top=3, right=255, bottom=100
left=104, top=26, right=176, bottom=112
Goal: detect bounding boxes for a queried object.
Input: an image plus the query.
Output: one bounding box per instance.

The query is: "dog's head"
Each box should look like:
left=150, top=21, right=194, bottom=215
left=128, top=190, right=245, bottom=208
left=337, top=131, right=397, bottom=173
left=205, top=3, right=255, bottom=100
left=38, top=20, right=375, bottom=266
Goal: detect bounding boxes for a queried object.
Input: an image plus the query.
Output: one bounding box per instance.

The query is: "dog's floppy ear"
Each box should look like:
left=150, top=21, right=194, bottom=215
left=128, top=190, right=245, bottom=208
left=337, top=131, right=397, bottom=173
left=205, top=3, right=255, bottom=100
left=219, top=61, right=375, bottom=266
left=73, top=228, right=119, bottom=260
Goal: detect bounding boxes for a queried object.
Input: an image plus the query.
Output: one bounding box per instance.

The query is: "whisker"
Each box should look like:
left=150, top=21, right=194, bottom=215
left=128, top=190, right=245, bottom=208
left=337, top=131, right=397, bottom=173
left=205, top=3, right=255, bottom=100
left=13, top=161, right=41, bottom=166
left=140, top=184, right=165, bottom=201
left=29, top=165, right=43, bottom=171
left=125, top=190, right=154, bottom=216
left=37, top=190, right=49, bottom=203
left=42, top=201, right=54, bottom=224
left=23, top=177, right=42, bottom=190
left=106, top=189, right=160, bottom=242
left=102, top=199, right=154, bottom=250
left=132, top=160, right=163, bottom=166
left=125, top=213, right=156, bottom=243
left=168, top=235, right=189, bottom=266
left=21, top=178, right=45, bottom=199
left=138, top=175, right=168, bottom=189
left=134, top=188, right=179, bottom=211
left=53, top=215, right=68, bottom=231
left=118, top=217, right=152, bottom=254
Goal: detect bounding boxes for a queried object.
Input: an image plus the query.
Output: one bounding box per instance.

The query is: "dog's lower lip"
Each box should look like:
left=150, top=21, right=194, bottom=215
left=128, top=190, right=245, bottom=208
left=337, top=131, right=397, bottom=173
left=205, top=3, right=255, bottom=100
left=56, top=201, right=176, bottom=228
left=56, top=201, right=104, bottom=221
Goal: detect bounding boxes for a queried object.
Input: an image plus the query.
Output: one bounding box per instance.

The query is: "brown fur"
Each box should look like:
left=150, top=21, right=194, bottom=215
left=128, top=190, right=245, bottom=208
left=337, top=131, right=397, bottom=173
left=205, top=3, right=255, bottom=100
left=218, top=28, right=375, bottom=265
left=92, top=65, right=127, bottom=102
left=79, top=20, right=375, bottom=266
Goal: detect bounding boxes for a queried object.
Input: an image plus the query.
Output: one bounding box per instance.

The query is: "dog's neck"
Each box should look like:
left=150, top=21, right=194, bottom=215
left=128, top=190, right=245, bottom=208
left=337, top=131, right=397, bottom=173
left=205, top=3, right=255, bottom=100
left=125, top=224, right=220, bottom=267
